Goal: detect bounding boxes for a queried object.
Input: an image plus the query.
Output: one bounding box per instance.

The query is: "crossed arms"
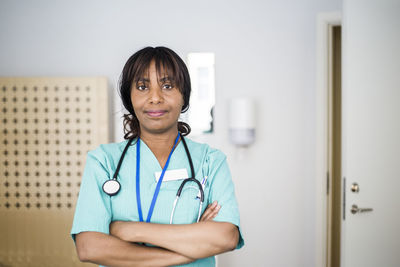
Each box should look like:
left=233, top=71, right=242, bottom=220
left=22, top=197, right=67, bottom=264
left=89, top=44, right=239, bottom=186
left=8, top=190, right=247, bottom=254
left=75, top=201, right=239, bottom=267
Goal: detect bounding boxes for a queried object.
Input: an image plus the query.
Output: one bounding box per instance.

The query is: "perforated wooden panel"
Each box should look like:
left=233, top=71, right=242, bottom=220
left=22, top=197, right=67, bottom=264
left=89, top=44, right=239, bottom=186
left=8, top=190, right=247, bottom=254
left=0, top=77, right=108, bottom=267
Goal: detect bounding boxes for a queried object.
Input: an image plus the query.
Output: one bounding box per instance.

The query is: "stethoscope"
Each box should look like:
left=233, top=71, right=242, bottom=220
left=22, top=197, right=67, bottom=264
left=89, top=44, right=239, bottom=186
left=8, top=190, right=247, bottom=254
left=102, top=133, right=204, bottom=224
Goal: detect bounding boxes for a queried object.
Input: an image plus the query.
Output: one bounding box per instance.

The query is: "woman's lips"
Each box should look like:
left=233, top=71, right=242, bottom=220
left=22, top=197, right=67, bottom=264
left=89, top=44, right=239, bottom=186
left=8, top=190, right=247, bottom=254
left=145, top=110, right=167, bottom=117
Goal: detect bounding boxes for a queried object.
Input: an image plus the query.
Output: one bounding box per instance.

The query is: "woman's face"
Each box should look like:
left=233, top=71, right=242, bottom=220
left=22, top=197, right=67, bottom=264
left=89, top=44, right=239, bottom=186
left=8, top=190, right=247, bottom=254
left=131, top=60, right=184, bottom=136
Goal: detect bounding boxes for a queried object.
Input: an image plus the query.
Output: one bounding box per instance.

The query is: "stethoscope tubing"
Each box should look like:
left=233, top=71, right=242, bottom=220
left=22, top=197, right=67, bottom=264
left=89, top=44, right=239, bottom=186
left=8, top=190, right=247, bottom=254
left=103, top=133, right=205, bottom=224
left=169, top=177, right=204, bottom=224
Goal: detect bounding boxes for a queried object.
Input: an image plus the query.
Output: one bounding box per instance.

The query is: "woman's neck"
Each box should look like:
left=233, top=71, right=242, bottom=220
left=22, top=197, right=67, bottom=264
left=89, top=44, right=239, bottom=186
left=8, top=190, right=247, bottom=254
left=139, top=129, right=180, bottom=168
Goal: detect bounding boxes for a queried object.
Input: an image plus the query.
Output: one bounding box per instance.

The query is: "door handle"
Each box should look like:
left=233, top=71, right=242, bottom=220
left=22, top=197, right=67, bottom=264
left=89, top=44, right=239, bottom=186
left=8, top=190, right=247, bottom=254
left=351, top=183, right=359, bottom=193
left=351, top=204, right=373, bottom=214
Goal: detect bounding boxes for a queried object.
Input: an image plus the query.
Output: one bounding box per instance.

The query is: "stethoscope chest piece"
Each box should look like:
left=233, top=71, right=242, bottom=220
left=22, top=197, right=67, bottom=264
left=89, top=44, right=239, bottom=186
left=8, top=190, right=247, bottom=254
left=102, top=179, right=121, bottom=196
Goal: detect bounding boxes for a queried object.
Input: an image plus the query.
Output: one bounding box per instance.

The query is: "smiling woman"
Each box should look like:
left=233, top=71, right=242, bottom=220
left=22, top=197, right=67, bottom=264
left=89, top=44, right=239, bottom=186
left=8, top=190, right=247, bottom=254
left=130, top=61, right=184, bottom=139
left=120, top=47, right=191, bottom=140
left=71, top=46, right=244, bottom=267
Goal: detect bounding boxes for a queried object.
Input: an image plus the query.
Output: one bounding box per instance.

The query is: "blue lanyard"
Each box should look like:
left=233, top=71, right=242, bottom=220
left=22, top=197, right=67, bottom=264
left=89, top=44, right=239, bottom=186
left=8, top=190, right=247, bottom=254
left=136, top=134, right=180, bottom=223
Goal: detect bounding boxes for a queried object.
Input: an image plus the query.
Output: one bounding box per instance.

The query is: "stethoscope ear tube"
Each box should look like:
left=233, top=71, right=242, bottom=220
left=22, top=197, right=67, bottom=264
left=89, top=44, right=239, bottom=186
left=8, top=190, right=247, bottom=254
left=169, top=196, right=179, bottom=224
left=171, top=177, right=204, bottom=224
left=196, top=202, right=203, bottom=223
left=169, top=136, right=205, bottom=224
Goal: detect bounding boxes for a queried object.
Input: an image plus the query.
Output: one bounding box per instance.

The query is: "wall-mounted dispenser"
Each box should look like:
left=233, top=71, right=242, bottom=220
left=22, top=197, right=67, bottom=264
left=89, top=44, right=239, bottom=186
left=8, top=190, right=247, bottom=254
left=229, top=98, right=256, bottom=146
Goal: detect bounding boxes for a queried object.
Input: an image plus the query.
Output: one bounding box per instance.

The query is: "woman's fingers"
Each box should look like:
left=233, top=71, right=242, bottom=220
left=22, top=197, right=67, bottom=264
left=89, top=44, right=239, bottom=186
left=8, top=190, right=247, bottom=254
left=200, top=201, right=221, bottom=221
left=200, top=203, right=215, bottom=221
left=207, top=204, right=220, bottom=220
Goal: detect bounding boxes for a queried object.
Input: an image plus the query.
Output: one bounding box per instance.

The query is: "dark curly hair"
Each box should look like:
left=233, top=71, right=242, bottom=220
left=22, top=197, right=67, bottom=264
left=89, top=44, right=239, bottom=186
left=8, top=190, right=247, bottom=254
left=119, top=46, right=191, bottom=139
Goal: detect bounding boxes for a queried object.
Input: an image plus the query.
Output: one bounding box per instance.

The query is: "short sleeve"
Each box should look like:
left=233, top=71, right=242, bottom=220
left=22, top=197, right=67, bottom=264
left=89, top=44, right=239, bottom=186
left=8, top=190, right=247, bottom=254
left=205, top=150, right=244, bottom=249
left=70, top=148, right=112, bottom=241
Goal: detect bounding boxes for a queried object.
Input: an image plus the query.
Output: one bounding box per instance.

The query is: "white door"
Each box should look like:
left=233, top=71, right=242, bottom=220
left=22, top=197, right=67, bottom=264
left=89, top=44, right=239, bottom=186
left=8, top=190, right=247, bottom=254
left=341, top=0, right=400, bottom=267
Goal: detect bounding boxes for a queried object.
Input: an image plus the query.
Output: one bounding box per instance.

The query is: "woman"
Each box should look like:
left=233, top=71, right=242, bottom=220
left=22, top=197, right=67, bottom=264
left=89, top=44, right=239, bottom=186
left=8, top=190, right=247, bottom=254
left=71, top=46, right=244, bottom=267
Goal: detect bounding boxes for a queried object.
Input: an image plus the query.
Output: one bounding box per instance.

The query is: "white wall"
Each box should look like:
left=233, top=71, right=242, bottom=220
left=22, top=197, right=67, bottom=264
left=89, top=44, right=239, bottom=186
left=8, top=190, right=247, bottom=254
left=0, top=0, right=342, bottom=266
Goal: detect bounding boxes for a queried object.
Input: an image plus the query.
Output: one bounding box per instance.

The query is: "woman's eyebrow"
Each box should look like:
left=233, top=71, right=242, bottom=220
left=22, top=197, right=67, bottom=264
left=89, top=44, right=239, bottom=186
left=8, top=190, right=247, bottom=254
left=137, top=77, right=171, bottom=82
left=159, top=76, right=171, bottom=82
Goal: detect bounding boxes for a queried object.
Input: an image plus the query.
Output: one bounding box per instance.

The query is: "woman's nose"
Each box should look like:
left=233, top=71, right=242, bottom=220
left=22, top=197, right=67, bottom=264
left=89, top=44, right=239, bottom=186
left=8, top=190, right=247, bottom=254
left=149, top=86, right=163, bottom=104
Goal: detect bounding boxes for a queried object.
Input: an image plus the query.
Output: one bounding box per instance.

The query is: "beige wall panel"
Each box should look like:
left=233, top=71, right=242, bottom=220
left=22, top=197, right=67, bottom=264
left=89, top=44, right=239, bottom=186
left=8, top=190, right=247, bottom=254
left=0, top=77, right=108, bottom=266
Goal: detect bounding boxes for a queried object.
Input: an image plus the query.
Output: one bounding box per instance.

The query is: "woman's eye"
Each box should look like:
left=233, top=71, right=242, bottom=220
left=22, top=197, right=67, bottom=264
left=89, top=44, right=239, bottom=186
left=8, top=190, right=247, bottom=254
left=137, top=85, right=147, bottom=91
left=163, top=84, right=172, bottom=89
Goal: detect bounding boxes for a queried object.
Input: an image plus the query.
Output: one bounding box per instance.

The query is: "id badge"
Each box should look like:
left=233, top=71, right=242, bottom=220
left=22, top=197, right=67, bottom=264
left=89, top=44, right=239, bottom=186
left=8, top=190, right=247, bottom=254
left=154, top=168, right=189, bottom=182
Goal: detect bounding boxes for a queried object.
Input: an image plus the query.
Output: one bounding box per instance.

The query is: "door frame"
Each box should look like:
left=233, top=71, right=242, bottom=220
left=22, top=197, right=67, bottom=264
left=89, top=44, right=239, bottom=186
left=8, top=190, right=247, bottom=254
left=315, top=11, right=342, bottom=267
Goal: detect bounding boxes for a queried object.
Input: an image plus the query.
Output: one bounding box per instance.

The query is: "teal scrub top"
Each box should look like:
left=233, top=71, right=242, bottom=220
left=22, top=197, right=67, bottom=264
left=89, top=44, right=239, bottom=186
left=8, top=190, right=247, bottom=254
left=71, top=137, right=244, bottom=267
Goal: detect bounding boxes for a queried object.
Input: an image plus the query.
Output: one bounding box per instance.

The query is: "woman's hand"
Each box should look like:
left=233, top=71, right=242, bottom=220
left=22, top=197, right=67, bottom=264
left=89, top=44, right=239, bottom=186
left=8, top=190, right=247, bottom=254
left=109, top=220, right=122, bottom=238
left=110, top=221, right=134, bottom=241
left=199, top=201, right=221, bottom=222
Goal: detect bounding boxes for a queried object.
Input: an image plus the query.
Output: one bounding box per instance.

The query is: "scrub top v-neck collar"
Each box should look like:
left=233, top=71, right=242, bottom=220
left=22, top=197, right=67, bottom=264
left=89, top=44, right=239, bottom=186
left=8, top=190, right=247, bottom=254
left=139, top=137, right=186, bottom=173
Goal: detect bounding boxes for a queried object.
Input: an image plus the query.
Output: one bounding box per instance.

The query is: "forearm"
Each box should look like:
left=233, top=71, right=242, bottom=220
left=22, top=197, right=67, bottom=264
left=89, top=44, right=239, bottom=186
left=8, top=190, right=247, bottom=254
left=112, top=221, right=239, bottom=259
left=75, top=231, right=193, bottom=267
